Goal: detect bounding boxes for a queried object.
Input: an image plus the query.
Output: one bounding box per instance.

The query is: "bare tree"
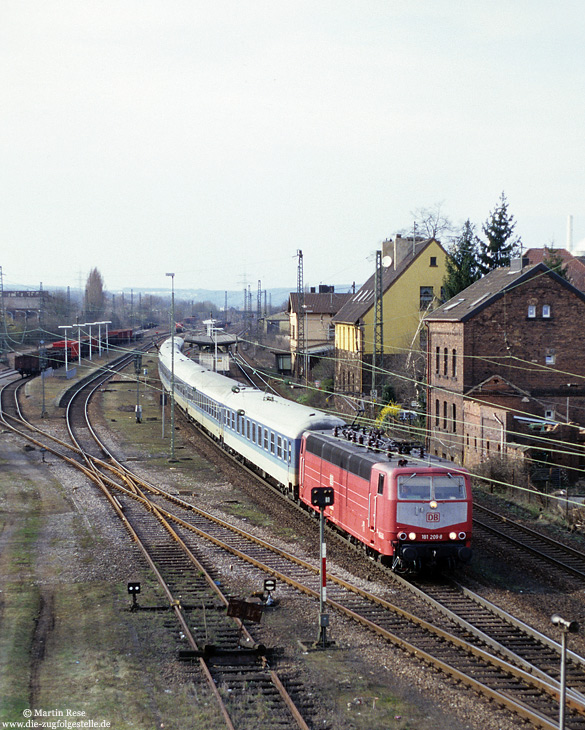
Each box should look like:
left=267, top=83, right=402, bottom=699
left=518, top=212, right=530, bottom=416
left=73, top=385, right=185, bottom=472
left=411, top=201, right=454, bottom=240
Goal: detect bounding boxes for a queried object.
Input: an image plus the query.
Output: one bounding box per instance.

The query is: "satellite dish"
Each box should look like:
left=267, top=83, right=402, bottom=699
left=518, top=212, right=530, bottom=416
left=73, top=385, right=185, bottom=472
left=382, top=255, right=393, bottom=268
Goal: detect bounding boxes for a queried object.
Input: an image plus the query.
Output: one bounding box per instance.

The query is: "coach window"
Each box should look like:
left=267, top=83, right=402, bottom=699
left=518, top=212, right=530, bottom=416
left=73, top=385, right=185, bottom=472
left=270, top=432, right=275, bottom=454
left=252, top=423, right=256, bottom=443
left=247, top=420, right=251, bottom=439
left=288, top=442, right=292, bottom=463
left=277, top=435, right=282, bottom=458
left=264, top=429, right=269, bottom=450
left=258, top=426, right=263, bottom=446
left=377, top=473, right=385, bottom=495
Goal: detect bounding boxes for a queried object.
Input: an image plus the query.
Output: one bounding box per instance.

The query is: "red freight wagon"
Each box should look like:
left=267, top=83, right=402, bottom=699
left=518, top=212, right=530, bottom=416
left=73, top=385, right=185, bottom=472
left=108, top=329, right=133, bottom=345
left=299, top=430, right=472, bottom=572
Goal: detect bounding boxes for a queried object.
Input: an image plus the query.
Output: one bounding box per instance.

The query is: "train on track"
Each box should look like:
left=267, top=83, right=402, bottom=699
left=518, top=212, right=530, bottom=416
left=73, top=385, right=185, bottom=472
left=159, top=337, right=472, bottom=572
left=14, top=328, right=136, bottom=377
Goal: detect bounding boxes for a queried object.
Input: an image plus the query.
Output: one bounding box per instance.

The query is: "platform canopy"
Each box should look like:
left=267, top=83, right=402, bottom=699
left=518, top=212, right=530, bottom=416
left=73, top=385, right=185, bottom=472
left=183, top=333, right=238, bottom=349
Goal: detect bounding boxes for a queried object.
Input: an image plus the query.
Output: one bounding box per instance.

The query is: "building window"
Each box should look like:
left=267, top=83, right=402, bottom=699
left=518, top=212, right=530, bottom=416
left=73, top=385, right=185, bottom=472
left=545, top=409, right=555, bottom=419
left=435, top=346, right=440, bottom=374
left=542, top=304, right=551, bottom=318
left=430, top=256, right=437, bottom=267
left=545, top=353, right=556, bottom=365
left=443, top=348, right=448, bottom=376
left=452, top=403, right=457, bottom=433
left=435, top=399, right=440, bottom=426
left=528, top=305, right=536, bottom=318
left=420, top=286, right=434, bottom=310
left=452, top=349, right=457, bottom=378
left=443, top=401, right=447, bottom=429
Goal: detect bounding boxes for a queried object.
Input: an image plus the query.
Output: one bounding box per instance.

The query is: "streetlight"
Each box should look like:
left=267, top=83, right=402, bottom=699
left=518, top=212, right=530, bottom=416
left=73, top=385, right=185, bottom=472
left=87, top=322, right=93, bottom=361
left=166, top=273, right=176, bottom=462
left=104, top=320, right=111, bottom=356
left=76, top=323, right=83, bottom=365
left=58, top=325, right=73, bottom=374
left=551, top=613, right=579, bottom=729
left=39, top=340, right=47, bottom=417
left=96, top=321, right=109, bottom=357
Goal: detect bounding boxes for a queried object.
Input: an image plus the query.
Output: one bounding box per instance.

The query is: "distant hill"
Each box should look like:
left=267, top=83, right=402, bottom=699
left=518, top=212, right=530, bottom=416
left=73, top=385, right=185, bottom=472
left=11, top=285, right=354, bottom=311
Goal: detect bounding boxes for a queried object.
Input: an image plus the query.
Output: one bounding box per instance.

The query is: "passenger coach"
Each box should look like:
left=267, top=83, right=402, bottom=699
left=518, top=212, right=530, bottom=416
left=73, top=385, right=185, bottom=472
left=158, top=338, right=345, bottom=494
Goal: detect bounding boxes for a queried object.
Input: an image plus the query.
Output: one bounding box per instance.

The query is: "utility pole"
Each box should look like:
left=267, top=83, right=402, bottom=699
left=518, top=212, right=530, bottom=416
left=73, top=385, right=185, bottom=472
left=372, top=250, right=383, bottom=402
left=0, top=266, right=5, bottom=358
left=256, top=279, right=262, bottom=342
left=296, top=250, right=305, bottom=380
left=166, top=273, right=177, bottom=462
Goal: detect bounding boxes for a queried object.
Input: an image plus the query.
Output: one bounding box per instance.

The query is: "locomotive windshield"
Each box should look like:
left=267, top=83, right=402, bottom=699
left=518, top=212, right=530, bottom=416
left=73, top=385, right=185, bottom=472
left=397, top=473, right=466, bottom=500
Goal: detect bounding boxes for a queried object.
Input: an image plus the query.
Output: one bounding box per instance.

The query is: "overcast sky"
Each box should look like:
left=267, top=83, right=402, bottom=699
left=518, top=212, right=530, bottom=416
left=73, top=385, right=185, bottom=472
left=2, top=1, right=584, bottom=294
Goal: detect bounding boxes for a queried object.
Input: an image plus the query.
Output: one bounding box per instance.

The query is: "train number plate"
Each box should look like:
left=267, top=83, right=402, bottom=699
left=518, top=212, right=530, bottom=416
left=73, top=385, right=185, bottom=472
left=420, top=534, right=443, bottom=540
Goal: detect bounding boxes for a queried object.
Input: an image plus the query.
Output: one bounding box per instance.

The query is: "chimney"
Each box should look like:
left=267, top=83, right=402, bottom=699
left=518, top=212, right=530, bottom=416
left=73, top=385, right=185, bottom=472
left=393, top=235, right=411, bottom=269
left=509, top=257, right=530, bottom=272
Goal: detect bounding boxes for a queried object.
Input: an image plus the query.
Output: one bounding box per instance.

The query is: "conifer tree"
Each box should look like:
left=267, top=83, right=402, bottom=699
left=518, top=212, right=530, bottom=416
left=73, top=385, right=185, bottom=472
left=477, top=192, right=521, bottom=275
left=543, top=244, right=569, bottom=281
left=442, top=220, right=480, bottom=300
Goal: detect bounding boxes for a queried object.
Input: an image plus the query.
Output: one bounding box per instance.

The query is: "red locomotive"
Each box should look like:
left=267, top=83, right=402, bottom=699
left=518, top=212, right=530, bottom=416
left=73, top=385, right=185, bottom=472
left=299, top=428, right=472, bottom=572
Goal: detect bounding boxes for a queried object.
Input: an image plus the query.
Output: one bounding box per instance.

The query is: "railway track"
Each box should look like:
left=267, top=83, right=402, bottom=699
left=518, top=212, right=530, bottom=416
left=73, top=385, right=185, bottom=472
left=474, top=502, right=585, bottom=582
left=0, top=365, right=313, bottom=730
left=7, top=358, right=585, bottom=728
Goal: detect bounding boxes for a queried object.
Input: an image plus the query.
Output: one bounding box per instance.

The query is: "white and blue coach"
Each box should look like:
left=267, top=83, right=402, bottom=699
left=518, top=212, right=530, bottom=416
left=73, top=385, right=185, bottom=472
left=158, top=337, right=345, bottom=496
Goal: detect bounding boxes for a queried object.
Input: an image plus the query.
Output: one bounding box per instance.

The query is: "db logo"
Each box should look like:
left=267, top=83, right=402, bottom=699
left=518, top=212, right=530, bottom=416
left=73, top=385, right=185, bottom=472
left=426, top=512, right=440, bottom=522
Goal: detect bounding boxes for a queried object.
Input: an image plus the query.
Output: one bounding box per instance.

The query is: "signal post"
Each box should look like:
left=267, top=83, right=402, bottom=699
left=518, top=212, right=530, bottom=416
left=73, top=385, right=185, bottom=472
left=311, top=486, right=334, bottom=648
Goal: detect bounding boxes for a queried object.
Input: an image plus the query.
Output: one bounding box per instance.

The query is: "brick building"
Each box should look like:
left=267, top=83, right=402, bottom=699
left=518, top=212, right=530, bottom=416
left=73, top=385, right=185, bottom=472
left=424, top=259, right=585, bottom=470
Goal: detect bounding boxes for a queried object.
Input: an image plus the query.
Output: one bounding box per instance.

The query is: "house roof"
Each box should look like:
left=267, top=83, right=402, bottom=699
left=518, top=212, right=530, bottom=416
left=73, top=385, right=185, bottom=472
left=332, top=238, right=442, bottom=325
left=523, top=247, right=585, bottom=291
left=425, top=261, right=585, bottom=323
left=288, top=291, right=352, bottom=316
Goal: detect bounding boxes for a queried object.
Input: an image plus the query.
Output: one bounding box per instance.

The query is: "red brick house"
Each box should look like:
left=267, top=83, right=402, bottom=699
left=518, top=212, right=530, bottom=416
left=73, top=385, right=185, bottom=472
left=424, top=259, right=585, bottom=471
left=524, top=247, right=585, bottom=292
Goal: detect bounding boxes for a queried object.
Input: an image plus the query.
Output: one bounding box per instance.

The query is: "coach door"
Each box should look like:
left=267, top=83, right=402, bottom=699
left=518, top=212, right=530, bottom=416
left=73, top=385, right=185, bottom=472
left=368, top=472, right=384, bottom=535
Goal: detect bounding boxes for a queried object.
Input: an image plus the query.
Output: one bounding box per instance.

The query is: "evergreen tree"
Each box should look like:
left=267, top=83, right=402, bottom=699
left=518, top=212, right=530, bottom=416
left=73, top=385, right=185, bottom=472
left=477, top=192, right=521, bottom=275
left=543, top=244, right=569, bottom=281
left=442, top=220, right=480, bottom=300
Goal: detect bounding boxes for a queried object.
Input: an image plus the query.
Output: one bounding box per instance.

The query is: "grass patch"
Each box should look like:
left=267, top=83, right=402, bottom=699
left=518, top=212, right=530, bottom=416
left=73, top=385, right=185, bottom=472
left=0, top=586, right=41, bottom=718
left=301, top=649, right=424, bottom=729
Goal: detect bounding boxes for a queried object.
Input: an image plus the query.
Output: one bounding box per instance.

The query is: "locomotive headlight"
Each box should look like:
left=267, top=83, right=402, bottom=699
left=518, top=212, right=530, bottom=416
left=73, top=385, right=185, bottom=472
left=408, top=532, right=416, bottom=541
left=458, top=532, right=467, bottom=540
left=429, top=500, right=438, bottom=509
left=449, top=531, right=457, bottom=540
left=398, top=532, right=407, bottom=541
